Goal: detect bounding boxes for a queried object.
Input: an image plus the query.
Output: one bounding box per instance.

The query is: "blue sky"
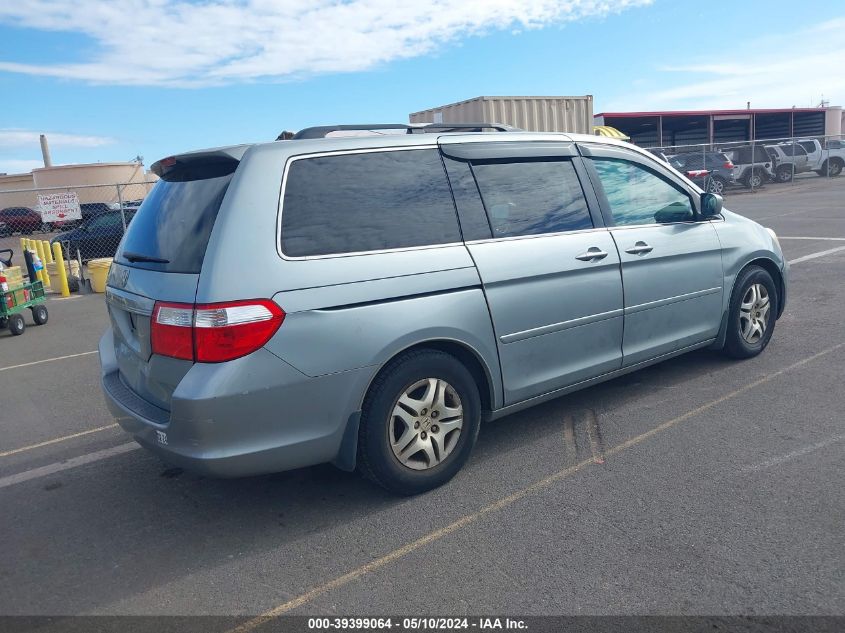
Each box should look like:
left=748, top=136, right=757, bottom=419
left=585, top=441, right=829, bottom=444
left=1, top=0, right=843, bottom=174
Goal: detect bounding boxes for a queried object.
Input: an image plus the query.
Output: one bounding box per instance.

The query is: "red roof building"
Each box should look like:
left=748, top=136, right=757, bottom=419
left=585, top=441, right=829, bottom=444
left=594, top=106, right=842, bottom=148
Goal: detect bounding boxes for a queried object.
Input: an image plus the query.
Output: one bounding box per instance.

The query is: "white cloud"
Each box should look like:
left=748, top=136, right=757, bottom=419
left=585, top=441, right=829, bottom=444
left=604, top=17, right=845, bottom=111
left=0, top=159, right=45, bottom=174
left=0, top=129, right=115, bottom=148
left=0, top=0, right=650, bottom=87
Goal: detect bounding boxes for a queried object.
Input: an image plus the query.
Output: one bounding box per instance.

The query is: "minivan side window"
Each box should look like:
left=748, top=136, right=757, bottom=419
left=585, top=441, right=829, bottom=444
left=281, top=149, right=460, bottom=257
left=470, top=159, right=592, bottom=238
left=589, top=158, right=693, bottom=226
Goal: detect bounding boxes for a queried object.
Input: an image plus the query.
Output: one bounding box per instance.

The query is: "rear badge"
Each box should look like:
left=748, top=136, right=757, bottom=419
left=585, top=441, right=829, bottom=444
left=155, top=430, right=168, bottom=445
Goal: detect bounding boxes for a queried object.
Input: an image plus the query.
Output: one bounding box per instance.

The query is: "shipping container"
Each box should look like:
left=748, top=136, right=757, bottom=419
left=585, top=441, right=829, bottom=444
left=409, top=96, right=593, bottom=134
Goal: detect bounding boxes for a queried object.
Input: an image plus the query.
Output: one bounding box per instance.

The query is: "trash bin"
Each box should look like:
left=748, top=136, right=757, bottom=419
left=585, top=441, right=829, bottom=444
left=87, top=258, right=113, bottom=293
left=47, top=260, right=80, bottom=291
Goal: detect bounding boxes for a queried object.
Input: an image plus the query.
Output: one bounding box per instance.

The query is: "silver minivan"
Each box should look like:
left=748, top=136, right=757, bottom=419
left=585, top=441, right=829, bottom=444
left=99, top=124, right=788, bottom=495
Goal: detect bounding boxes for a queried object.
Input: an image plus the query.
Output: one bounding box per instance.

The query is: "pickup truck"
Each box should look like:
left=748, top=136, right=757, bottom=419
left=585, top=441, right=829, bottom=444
left=794, top=138, right=845, bottom=176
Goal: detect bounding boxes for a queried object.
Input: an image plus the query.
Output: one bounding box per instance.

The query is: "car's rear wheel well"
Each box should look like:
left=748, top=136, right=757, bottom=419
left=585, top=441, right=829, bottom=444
left=369, top=341, right=494, bottom=414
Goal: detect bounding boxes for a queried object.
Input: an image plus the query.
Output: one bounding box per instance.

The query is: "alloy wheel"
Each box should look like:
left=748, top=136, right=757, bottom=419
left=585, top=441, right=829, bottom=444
left=739, top=283, right=770, bottom=344
left=388, top=378, right=464, bottom=471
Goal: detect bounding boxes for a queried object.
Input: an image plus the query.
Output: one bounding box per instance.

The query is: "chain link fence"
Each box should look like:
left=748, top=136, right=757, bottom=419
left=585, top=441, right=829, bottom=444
left=643, top=133, right=844, bottom=195
left=0, top=181, right=157, bottom=292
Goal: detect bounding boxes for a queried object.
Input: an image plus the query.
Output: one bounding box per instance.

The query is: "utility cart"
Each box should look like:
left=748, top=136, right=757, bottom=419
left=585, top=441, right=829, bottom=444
left=0, top=279, right=49, bottom=336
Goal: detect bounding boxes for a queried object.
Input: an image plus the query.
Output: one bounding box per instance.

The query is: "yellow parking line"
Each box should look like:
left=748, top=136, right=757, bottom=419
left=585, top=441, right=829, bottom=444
left=230, top=341, right=843, bottom=631
left=0, top=424, right=119, bottom=458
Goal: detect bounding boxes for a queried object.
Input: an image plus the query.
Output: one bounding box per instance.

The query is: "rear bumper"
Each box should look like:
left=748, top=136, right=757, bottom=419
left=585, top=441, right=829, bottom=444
left=99, top=329, right=371, bottom=478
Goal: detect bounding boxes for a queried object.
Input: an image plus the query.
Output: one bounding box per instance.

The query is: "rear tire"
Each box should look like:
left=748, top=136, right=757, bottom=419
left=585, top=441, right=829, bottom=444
left=31, top=304, right=48, bottom=325
left=827, top=159, right=843, bottom=177
left=357, top=349, right=481, bottom=495
left=722, top=266, right=778, bottom=359
left=8, top=313, right=25, bottom=336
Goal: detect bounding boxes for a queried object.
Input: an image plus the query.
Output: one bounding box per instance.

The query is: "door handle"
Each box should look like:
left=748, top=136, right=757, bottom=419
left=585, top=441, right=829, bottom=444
left=625, top=241, right=653, bottom=255
left=575, top=247, right=609, bottom=262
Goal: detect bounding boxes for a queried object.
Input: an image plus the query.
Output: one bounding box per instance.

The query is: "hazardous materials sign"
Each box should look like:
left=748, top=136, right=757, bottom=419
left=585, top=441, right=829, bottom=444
left=37, top=191, right=82, bottom=222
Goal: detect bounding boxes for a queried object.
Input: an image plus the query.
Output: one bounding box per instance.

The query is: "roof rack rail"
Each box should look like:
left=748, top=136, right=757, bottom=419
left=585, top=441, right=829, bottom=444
left=286, top=122, right=520, bottom=140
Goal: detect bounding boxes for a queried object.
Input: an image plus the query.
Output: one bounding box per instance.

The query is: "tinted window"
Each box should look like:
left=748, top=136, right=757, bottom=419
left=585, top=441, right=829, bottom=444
left=590, top=158, right=693, bottom=226
left=442, top=158, right=491, bottom=241
left=117, top=159, right=235, bottom=273
left=800, top=141, right=817, bottom=153
left=88, top=213, right=123, bottom=230
left=677, top=154, right=703, bottom=169
left=281, top=149, right=459, bottom=257
left=470, top=159, right=592, bottom=237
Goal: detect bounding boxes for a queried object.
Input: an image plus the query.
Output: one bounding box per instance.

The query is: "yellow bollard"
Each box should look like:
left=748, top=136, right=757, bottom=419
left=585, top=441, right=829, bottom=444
left=35, top=240, right=51, bottom=289
left=51, top=242, right=70, bottom=298
left=42, top=240, right=55, bottom=264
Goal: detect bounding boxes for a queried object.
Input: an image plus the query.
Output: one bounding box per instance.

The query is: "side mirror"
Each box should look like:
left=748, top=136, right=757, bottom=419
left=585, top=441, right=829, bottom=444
left=700, top=192, right=723, bottom=218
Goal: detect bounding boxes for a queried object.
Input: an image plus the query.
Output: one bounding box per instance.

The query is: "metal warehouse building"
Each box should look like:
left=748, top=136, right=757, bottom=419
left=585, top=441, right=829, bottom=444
left=594, top=106, right=843, bottom=147
left=409, top=96, right=594, bottom=134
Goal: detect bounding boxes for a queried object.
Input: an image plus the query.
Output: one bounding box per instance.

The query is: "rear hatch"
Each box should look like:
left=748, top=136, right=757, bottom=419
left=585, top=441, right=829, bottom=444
left=106, top=150, right=242, bottom=411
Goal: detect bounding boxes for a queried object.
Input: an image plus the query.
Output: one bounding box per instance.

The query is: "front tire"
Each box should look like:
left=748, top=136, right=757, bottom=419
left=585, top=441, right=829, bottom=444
left=722, top=266, right=778, bottom=359
left=8, top=313, right=25, bottom=336
left=775, top=164, right=794, bottom=183
left=357, top=349, right=481, bottom=495
left=744, top=170, right=764, bottom=188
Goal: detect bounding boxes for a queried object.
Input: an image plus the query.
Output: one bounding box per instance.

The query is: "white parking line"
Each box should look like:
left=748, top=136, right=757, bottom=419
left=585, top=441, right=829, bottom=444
left=0, top=350, right=97, bottom=372
left=788, top=245, right=845, bottom=265
left=780, top=236, right=845, bottom=241
left=0, top=443, right=140, bottom=490
left=741, top=435, right=845, bottom=473
left=0, top=424, right=119, bottom=458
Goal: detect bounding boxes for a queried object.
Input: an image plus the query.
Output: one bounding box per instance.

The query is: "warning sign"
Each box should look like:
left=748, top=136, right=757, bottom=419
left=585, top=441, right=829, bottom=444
left=37, top=191, right=82, bottom=223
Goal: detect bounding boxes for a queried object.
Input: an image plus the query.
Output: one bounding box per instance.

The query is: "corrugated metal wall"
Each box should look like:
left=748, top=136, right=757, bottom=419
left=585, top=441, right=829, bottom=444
left=409, top=96, right=593, bottom=134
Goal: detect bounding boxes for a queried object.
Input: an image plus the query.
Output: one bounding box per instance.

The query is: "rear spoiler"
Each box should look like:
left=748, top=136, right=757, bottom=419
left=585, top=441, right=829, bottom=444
left=151, top=147, right=248, bottom=178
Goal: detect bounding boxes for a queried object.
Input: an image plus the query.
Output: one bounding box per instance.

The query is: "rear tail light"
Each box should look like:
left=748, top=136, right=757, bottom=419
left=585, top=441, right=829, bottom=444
left=151, top=299, right=284, bottom=363
left=723, top=161, right=735, bottom=169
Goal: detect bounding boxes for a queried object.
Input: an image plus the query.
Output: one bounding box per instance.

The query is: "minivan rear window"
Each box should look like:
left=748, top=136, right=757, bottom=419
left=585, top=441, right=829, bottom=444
left=116, top=159, right=236, bottom=273
left=281, top=149, right=460, bottom=257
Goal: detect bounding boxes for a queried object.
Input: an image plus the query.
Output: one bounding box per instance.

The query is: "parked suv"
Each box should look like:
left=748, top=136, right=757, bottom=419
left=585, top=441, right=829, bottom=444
left=764, top=143, right=810, bottom=182
left=720, top=145, right=774, bottom=187
left=667, top=151, right=735, bottom=194
left=99, top=125, right=788, bottom=495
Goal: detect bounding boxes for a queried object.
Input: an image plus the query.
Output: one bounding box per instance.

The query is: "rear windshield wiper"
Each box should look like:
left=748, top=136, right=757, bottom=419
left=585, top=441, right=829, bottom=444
left=123, top=251, right=170, bottom=264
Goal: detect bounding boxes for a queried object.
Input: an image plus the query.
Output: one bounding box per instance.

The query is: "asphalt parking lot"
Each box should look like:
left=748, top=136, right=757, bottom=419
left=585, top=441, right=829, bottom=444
left=1, top=178, right=843, bottom=622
